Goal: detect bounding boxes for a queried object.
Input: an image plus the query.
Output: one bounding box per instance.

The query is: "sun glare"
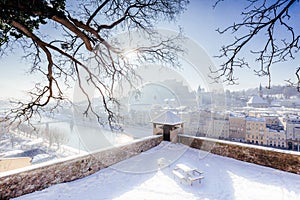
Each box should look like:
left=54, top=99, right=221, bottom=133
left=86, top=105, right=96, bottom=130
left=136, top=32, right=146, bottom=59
left=122, top=49, right=139, bottom=62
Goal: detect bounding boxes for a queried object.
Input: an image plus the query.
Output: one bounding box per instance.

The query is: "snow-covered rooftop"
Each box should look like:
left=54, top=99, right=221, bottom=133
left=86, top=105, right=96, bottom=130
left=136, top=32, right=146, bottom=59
left=245, top=116, right=266, bottom=122
left=229, top=113, right=246, bottom=118
left=151, top=111, right=183, bottom=125
left=268, top=128, right=285, bottom=133
left=247, top=95, right=268, bottom=105
left=15, top=142, right=300, bottom=200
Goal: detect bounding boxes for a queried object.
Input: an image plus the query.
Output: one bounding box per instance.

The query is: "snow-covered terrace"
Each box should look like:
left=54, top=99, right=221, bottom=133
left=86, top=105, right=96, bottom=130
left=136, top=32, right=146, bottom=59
left=14, top=141, right=300, bottom=200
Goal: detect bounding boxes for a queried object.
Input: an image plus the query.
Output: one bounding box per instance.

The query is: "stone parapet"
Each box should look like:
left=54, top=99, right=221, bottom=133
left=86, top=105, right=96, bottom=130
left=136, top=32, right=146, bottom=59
left=0, top=136, right=163, bottom=199
left=179, top=135, right=300, bottom=175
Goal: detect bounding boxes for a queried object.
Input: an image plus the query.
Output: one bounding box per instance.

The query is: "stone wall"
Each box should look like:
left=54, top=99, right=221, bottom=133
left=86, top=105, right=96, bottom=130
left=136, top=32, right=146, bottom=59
left=0, top=136, right=163, bottom=199
left=179, top=135, right=300, bottom=175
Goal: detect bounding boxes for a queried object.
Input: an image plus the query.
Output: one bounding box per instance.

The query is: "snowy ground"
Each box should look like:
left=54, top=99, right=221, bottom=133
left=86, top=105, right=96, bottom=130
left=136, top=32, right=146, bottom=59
left=15, top=142, right=300, bottom=200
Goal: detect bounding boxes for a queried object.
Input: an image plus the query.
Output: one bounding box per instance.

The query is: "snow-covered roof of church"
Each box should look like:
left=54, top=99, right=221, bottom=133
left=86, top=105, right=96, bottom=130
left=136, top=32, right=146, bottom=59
left=151, top=110, right=183, bottom=125
left=247, top=95, right=268, bottom=105
left=270, top=100, right=281, bottom=107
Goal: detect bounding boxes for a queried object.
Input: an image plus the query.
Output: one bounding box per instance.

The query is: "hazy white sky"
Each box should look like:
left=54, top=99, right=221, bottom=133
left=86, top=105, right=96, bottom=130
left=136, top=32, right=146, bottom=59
left=0, top=0, right=299, bottom=99
left=168, top=0, right=300, bottom=91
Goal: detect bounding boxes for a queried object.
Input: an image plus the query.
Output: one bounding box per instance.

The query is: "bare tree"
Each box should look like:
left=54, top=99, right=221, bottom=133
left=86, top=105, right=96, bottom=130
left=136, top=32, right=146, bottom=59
left=0, top=0, right=188, bottom=127
left=212, top=0, right=299, bottom=89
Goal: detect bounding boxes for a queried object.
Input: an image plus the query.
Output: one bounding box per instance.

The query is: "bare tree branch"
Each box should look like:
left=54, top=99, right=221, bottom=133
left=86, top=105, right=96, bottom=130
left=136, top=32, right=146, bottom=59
left=213, top=0, right=299, bottom=88
left=0, top=0, right=189, bottom=129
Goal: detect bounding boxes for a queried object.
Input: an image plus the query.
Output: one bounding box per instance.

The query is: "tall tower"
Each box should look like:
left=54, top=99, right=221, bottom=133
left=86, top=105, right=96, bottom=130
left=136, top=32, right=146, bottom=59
left=197, top=85, right=203, bottom=107
left=258, top=83, right=263, bottom=98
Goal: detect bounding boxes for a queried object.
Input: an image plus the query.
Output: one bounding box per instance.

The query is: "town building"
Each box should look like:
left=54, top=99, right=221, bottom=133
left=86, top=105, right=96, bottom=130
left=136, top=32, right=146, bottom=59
left=247, top=84, right=269, bottom=108
left=258, top=113, right=281, bottom=127
left=206, top=118, right=229, bottom=140
left=245, top=117, right=266, bottom=145
left=229, top=115, right=246, bottom=142
left=265, top=128, right=286, bottom=148
left=247, top=96, right=269, bottom=108
left=285, top=117, right=300, bottom=151
left=195, top=110, right=212, bottom=137
left=196, top=85, right=212, bottom=107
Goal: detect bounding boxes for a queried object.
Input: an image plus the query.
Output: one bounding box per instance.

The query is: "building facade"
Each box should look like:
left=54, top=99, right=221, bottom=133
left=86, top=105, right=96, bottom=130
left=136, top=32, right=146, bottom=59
left=245, top=117, right=266, bottom=145
left=206, top=118, right=229, bottom=140
left=265, top=128, right=286, bottom=148
left=229, top=116, right=246, bottom=142
left=285, top=118, right=300, bottom=151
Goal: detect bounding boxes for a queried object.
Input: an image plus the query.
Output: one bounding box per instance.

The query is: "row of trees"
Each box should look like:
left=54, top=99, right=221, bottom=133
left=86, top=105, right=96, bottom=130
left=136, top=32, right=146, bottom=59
left=1, top=122, right=68, bottom=150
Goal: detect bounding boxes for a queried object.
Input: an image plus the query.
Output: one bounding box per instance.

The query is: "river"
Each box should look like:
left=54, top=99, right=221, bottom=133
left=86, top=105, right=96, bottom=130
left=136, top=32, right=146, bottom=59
left=38, top=120, right=152, bottom=153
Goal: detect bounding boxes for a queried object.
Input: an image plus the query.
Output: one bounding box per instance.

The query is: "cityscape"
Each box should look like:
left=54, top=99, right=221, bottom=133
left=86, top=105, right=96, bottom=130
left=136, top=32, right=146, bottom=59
left=124, top=80, right=300, bottom=152
left=1, top=78, right=300, bottom=173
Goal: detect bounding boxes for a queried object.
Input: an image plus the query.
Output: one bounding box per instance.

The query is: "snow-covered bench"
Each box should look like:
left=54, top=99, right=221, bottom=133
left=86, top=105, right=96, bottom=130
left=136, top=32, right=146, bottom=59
left=172, top=169, right=186, bottom=183
left=173, top=163, right=204, bottom=185
left=187, top=175, right=204, bottom=185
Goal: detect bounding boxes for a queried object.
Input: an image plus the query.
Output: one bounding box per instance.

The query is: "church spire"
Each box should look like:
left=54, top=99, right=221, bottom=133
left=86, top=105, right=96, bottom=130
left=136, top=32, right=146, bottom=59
left=258, top=83, right=263, bottom=97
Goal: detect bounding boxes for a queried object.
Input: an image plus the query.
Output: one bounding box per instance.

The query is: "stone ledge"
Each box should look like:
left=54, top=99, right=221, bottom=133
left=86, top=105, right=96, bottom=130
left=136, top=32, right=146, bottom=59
left=179, top=135, right=300, bottom=175
left=0, top=136, right=163, bottom=200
